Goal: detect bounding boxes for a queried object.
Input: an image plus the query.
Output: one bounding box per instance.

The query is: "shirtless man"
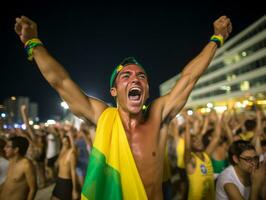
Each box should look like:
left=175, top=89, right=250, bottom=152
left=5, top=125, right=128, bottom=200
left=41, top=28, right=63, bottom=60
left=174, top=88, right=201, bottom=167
left=14, top=15, right=232, bottom=199
left=52, top=129, right=79, bottom=200
left=20, top=105, right=47, bottom=188
left=0, top=136, right=37, bottom=200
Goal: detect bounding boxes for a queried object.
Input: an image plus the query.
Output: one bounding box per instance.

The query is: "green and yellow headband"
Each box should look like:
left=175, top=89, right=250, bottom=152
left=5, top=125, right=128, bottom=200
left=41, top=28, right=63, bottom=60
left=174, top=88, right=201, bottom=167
left=110, top=57, right=146, bottom=88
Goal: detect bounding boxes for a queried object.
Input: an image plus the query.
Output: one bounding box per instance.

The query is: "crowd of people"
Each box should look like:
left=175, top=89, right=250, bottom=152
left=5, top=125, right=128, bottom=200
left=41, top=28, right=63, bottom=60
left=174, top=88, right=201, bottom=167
left=164, top=106, right=266, bottom=200
left=0, top=105, right=266, bottom=200
left=0, top=14, right=266, bottom=200
left=0, top=105, right=94, bottom=200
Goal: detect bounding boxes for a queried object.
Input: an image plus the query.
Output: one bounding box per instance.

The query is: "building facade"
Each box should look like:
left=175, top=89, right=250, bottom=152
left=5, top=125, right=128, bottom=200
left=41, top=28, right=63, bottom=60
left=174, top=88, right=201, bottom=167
left=159, top=15, right=266, bottom=112
left=3, top=96, right=39, bottom=126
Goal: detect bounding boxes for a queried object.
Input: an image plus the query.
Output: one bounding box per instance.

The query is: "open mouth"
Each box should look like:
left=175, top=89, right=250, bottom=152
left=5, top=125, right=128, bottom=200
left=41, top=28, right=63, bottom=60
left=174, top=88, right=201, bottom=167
left=128, top=87, right=142, bottom=101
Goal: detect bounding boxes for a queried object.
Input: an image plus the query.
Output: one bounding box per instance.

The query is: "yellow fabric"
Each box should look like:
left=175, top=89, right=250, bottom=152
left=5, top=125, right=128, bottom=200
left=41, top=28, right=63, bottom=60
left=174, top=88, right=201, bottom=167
left=176, top=137, right=185, bottom=168
left=163, top=145, right=171, bottom=182
left=239, top=131, right=254, bottom=141
left=187, top=152, right=215, bottom=200
left=93, top=107, right=147, bottom=200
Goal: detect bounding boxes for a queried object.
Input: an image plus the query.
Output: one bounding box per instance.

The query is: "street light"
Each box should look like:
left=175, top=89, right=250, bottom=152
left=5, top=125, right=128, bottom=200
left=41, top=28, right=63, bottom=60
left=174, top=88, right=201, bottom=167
left=60, top=101, right=69, bottom=110
left=60, top=101, right=69, bottom=120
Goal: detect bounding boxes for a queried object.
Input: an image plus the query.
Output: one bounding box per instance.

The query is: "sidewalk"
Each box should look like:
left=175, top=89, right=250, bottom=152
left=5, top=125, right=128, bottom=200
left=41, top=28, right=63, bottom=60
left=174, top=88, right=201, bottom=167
left=34, top=183, right=55, bottom=200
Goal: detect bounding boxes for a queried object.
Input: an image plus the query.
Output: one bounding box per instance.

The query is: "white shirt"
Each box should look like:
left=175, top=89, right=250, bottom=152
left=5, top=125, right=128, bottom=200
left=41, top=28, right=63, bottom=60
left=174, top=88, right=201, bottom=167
left=0, top=157, right=9, bottom=184
left=216, top=165, right=250, bottom=200
left=46, top=133, right=57, bottom=159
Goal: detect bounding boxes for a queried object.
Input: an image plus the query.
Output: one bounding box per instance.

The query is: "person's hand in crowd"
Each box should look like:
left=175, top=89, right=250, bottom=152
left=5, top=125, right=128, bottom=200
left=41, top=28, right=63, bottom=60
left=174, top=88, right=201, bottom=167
left=251, top=161, right=266, bottom=190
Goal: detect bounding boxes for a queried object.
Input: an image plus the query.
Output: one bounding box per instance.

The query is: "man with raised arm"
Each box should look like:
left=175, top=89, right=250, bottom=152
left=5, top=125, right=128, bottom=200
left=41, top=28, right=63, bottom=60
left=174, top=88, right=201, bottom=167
left=14, top=15, right=232, bottom=200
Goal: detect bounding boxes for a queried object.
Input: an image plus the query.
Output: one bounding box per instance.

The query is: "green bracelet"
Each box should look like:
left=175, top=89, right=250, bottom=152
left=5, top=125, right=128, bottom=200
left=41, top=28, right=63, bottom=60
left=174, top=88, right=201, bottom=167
left=24, top=38, right=43, bottom=61
left=210, top=35, right=224, bottom=47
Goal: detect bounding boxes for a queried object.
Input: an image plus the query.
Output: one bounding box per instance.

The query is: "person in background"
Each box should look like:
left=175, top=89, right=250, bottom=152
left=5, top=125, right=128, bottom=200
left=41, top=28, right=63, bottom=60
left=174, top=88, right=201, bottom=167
left=20, top=105, right=47, bottom=188
left=216, top=140, right=266, bottom=200
left=51, top=129, right=79, bottom=200
left=184, top=110, right=222, bottom=200
left=0, top=136, right=37, bottom=200
left=0, top=138, right=9, bottom=190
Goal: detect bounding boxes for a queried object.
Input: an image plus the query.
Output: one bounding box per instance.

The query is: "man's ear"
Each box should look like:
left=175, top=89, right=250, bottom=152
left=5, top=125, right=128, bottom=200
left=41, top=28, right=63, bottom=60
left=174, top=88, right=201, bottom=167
left=232, top=155, right=239, bottom=164
left=110, top=87, right=117, bottom=97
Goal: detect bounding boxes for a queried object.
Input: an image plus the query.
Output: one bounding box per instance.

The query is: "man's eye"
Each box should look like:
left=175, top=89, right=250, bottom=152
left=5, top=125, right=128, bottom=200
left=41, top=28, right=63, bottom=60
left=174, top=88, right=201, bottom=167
left=139, top=75, right=146, bottom=79
left=122, top=74, right=129, bottom=78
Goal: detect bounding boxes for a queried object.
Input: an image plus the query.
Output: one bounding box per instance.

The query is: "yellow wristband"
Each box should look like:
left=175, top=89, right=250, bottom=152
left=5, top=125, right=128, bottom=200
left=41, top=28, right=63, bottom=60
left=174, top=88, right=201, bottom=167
left=24, top=38, right=43, bottom=61
left=210, top=35, right=224, bottom=47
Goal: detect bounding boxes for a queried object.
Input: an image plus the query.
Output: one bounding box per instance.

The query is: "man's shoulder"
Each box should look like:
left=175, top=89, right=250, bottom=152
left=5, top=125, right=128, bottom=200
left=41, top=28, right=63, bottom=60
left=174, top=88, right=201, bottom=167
left=20, top=157, right=34, bottom=169
left=0, top=157, right=9, bottom=165
left=220, top=165, right=233, bottom=175
left=218, top=166, right=237, bottom=184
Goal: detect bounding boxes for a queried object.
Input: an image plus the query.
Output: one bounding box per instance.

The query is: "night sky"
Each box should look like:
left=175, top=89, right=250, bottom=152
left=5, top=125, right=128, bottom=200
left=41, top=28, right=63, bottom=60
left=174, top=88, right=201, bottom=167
left=1, top=1, right=265, bottom=121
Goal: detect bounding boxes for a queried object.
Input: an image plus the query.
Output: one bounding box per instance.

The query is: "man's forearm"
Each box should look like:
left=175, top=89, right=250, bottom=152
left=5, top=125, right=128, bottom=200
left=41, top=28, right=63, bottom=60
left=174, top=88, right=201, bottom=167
left=27, top=188, right=36, bottom=200
left=32, top=45, right=70, bottom=89
left=249, top=184, right=261, bottom=200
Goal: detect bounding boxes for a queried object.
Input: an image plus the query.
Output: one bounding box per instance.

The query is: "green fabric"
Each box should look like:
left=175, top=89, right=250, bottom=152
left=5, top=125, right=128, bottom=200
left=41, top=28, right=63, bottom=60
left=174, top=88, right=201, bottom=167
left=211, top=157, right=229, bottom=174
left=109, top=57, right=145, bottom=88
left=82, top=147, right=122, bottom=200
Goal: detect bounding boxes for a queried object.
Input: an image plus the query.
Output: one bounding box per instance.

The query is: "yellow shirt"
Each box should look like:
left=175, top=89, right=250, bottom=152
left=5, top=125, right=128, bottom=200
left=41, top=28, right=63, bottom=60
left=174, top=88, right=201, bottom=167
left=176, top=137, right=185, bottom=168
left=163, top=146, right=171, bottom=182
left=239, top=131, right=254, bottom=141
left=187, top=152, right=215, bottom=200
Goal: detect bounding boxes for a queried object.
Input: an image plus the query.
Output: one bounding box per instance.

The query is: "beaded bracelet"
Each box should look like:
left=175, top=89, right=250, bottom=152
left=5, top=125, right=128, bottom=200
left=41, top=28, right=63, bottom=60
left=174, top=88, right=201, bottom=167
left=210, top=35, right=224, bottom=48
left=24, top=38, right=43, bottom=61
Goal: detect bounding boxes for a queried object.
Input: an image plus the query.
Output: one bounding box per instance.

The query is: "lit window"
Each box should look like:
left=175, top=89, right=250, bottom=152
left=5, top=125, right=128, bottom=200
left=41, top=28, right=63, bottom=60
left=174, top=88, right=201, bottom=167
left=241, top=51, right=247, bottom=57
left=240, top=81, right=250, bottom=91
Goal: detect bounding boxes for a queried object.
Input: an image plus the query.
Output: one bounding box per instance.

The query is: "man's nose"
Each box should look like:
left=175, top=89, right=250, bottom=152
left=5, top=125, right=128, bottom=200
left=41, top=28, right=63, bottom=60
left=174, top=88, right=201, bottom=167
left=131, top=75, right=140, bottom=83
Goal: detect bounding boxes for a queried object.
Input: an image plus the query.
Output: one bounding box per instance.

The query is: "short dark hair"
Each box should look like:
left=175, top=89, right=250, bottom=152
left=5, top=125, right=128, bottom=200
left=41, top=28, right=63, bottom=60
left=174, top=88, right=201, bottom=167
left=9, top=136, right=29, bottom=156
left=261, top=140, right=266, bottom=147
left=244, top=119, right=256, bottom=131
left=228, top=140, right=255, bottom=165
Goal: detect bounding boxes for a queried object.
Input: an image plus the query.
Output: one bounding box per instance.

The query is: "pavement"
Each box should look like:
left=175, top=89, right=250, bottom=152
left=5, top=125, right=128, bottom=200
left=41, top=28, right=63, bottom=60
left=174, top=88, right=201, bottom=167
left=34, top=183, right=55, bottom=200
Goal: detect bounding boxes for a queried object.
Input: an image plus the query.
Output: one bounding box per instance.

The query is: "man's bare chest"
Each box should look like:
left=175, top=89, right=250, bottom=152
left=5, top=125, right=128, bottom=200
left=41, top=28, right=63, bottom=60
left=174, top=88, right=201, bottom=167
left=7, top=164, right=25, bottom=183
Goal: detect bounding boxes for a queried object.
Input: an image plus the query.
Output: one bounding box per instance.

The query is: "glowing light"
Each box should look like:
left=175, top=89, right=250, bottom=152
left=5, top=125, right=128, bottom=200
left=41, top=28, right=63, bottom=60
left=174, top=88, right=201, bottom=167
left=214, top=106, right=227, bottom=113
left=47, top=119, right=56, bottom=125
left=241, top=100, right=253, bottom=106
left=1, top=113, right=6, bottom=118
left=14, top=123, right=20, bottom=128
left=60, top=101, right=69, bottom=109
left=248, top=96, right=255, bottom=101
left=29, top=120, right=34, bottom=125
left=21, top=124, right=26, bottom=130
left=33, top=125, right=40, bottom=129
left=241, top=51, right=247, bottom=57
left=200, top=108, right=211, bottom=113
left=235, top=102, right=244, bottom=108
left=240, top=81, right=250, bottom=91
left=207, top=103, right=213, bottom=108
left=187, top=110, right=193, bottom=116
left=11, top=96, right=16, bottom=100
left=257, top=100, right=266, bottom=105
